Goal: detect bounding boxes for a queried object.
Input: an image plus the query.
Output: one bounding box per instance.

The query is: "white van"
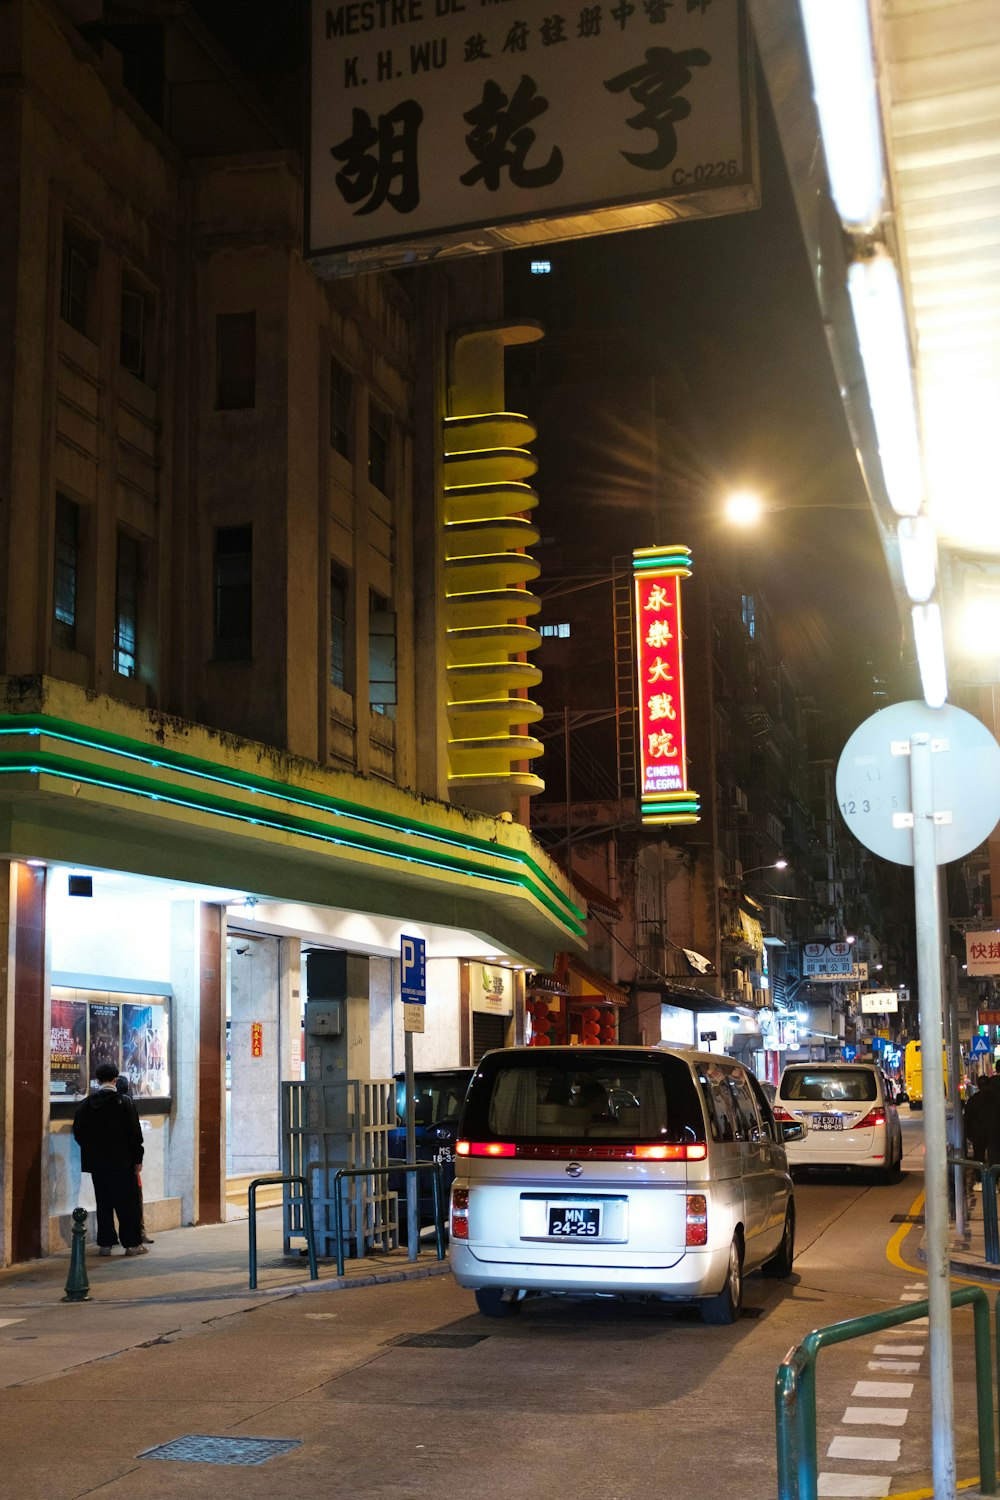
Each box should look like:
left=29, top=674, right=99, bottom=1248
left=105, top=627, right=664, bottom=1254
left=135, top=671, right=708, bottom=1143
left=449, top=1045, right=802, bottom=1323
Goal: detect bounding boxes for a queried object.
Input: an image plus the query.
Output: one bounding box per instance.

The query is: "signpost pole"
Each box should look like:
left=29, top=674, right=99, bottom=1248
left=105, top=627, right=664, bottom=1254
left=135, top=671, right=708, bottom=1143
left=910, top=732, right=956, bottom=1498
left=404, top=1026, right=418, bottom=1260
left=947, top=955, right=966, bottom=1240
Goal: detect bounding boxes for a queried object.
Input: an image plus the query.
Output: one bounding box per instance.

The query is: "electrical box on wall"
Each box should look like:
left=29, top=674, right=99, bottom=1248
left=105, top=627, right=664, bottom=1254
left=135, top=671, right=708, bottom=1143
left=305, top=1000, right=343, bottom=1037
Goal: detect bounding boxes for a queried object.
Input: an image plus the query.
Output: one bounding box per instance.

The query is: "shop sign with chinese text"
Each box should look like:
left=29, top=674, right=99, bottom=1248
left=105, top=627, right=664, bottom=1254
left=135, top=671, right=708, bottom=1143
left=860, top=991, right=900, bottom=1015
left=801, top=941, right=853, bottom=980
left=251, top=1022, right=263, bottom=1058
left=633, top=545, right=699, bottom=824
left=967, top=930, right=1000, bottom=976
left=308, top=0, right=757, bottom=270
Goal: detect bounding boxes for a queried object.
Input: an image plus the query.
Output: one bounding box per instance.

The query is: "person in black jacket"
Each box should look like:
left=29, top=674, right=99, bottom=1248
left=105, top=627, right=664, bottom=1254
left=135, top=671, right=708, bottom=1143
left=965, top=1072, right=1000, bottom=1166
left=72, top=1062, right=146, bottom=1256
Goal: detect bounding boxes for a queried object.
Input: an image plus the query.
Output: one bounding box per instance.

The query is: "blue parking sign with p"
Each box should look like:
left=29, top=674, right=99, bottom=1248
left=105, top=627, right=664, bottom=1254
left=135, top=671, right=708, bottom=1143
left=401, top=934, right=426, bottom=1004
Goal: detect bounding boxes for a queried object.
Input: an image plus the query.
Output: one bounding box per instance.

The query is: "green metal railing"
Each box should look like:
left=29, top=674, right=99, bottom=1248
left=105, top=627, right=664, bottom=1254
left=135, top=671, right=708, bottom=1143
left=248, top=1174, right=318, bottom=1291
left=775, top=1287, right=997, bottom=1500
left=948, top=1154, right=1000, bottom=1264
left=331, top=1162, right=446, bottom=1278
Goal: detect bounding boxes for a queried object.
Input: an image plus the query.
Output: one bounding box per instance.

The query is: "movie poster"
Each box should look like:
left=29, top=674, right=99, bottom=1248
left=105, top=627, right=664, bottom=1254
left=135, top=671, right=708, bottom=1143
left=49, top=993, right=88, bottom=1098
left=122, top=1001, right=170, bottom=1098
left=88, top=1002, right=120, bottom=1080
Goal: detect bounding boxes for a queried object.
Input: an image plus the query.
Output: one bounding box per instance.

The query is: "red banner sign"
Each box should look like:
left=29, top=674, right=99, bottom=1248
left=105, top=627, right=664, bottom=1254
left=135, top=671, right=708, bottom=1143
left=633, top=547, right=700, bottom=825
left=251, top=1022, right=263, bottom=1059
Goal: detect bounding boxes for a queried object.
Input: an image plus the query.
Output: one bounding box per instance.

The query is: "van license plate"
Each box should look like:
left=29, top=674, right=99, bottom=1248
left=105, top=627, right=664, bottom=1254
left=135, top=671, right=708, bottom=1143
left=548, top=1205, right=601, bottom=1237
left=811, top=1114, right=843, bottom=1131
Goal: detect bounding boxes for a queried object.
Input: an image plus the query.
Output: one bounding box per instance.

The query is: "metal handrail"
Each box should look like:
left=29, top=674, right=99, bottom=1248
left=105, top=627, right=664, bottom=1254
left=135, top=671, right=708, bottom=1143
left=775, top=1287, right=997, bottom=1500
left=948, top=1154, right=1000, bottom=1264
left=248, top=1174, right=318, bottom=1291
left=331, top=1162, right=445, bottom=1278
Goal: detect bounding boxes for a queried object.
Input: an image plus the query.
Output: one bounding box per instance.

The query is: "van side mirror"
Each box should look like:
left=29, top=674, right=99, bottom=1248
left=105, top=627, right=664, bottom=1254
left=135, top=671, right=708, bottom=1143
left=781, top=1122, right=806, bottom=1143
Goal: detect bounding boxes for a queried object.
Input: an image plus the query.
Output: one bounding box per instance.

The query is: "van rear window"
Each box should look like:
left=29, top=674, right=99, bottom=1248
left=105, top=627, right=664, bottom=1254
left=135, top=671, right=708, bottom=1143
left=781, top=1068, right=877, bottom=1103
left=461, top=1051, right=705, bottom=1144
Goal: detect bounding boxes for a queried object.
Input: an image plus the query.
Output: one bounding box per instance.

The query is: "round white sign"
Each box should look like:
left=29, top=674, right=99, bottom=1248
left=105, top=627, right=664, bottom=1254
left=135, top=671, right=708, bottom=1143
left=835, top=700, right=1000, bottom=866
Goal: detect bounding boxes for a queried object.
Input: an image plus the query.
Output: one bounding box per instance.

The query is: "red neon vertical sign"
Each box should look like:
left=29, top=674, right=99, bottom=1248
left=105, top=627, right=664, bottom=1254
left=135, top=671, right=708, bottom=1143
left=632, top=547, right=700, bottom=824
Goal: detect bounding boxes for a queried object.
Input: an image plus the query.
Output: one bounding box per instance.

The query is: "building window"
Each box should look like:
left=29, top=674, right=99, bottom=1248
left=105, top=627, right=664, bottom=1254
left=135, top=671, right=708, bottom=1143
left=741, top=593, right=756, bottom=640
left=216, top=312, right=256, bottom=410
left=53, top=494, right=80, bottom=650
left=369, top=590, right=396, bottom=717
left=330, top=563, right=349, bottom=690
left=540, top=622, right=571, bottom=638
left=60, top=227, right=96, bottom=338
left=120, top=278, right=150, bottom=380
left=368, top=401, right=391, bottom=494
left=214, top=525, right=253, bottom=660
left=114, top=530, right=140, bottom=678
left=330, top=358, right=353, bottom=459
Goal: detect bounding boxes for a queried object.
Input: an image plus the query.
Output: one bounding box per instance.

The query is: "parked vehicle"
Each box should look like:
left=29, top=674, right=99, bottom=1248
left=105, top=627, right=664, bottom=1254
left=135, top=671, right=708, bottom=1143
left=774, top=1061, right=902, bottom=1178
left=388, top=1069, right=473, bottom=1238
left=449, top=1046, right=802, bottom=1323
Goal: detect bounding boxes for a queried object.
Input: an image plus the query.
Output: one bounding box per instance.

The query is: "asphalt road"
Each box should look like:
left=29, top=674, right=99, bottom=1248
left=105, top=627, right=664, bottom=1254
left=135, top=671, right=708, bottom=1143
left=0, top=1113, right=980, bottom=1500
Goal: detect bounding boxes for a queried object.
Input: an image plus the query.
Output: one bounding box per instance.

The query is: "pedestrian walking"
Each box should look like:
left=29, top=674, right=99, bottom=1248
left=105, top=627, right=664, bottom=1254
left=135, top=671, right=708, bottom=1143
left=116, top=1075, right=154, bottom=1245
left=72, top=1062, right=147, bottom=1257
left=964, top=1071, right=1000, bottom=1165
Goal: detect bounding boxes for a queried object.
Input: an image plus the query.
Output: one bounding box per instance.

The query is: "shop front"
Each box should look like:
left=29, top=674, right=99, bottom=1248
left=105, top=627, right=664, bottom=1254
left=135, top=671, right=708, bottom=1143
left=0, top=679, right=584, bottom=1267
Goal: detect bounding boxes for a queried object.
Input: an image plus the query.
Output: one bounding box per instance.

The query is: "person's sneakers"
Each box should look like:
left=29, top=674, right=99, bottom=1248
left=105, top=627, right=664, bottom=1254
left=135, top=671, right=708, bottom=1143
left=142, top=1236, right=155, bottom=1244
left=98, top=1247, right=113, bottom=1257
left=124, top=1244, right=149, bottom=1256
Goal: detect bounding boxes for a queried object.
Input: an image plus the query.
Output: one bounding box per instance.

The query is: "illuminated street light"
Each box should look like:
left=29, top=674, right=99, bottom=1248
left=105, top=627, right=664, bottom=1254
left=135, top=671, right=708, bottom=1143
left=724, top=489, right=765, bottom=526
left=742, top=859, right=788, bottom=876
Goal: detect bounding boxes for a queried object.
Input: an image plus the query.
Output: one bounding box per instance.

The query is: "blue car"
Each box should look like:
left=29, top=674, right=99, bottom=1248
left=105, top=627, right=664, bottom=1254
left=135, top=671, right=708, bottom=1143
left=388, top=1069, right=473, bottom=1240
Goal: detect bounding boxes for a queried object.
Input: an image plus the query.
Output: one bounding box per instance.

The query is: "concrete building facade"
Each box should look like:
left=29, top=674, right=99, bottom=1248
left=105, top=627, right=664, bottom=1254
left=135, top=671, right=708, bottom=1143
left=0, top=0, right=579, bottom=1268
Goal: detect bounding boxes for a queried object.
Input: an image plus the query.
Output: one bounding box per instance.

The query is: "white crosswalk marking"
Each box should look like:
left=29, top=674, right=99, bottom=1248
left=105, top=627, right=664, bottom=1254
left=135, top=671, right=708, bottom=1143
left=873, top=1344, right=923, bottom=1356
left=0, top=1318, right=25, bottom=1330
left=867, top=1360, right=919, bottom=1373
left=817, top=1477, right=890, bottom=1497
left=842, top=1407, right=909, bottom=1427
left=851, top=1381, right=914, bottom=1399
left=827, top=1436, right=901, bottom=1462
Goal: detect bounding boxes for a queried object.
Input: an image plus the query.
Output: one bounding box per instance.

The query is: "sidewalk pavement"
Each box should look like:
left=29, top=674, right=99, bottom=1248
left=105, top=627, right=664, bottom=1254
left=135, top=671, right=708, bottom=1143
left=915, top=1178, right=1000, bottom=1285
left=0, top=1206, right=449, bottom=1390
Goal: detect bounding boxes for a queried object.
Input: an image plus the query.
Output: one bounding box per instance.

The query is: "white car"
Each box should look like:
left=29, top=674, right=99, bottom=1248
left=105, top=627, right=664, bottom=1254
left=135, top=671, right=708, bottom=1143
left=774, top=1062, right=903, bottom=1178
left=449, top=1046, right=802, bottom=1324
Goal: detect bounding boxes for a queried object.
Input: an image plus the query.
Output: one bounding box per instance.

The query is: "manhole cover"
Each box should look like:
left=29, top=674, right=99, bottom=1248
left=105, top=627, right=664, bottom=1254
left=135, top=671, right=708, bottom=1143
left=891, top=1214, right=925, bottom=1225
left=391, top=1332, right=487, bottom=1349
left=139, top=1436, right=302, bottom=1467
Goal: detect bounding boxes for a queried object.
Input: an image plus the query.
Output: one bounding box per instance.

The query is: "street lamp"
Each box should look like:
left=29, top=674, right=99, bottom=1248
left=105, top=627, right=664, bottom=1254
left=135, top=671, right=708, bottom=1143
left=741, top=860, right=788, bottom=876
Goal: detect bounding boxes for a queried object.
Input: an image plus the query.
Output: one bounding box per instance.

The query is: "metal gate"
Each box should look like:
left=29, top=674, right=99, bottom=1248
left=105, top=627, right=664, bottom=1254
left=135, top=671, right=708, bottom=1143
left=282, top=1078, right=397, bottom=1260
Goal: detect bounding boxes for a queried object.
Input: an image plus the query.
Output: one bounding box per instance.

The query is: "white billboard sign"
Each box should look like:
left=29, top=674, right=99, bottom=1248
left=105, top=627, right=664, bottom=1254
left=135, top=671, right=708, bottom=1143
left=966, top=930, right=1000, bottom=977
left=308, top=0, right=756, bottom=270
left=801, top=941, right=853, bottom=980
left=861, top=991, right=900, bottom=1015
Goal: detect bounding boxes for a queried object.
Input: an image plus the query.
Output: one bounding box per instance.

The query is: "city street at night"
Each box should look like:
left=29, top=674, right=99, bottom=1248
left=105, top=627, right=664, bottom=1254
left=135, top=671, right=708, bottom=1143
left=0, top=1115, right=988, bottom=1500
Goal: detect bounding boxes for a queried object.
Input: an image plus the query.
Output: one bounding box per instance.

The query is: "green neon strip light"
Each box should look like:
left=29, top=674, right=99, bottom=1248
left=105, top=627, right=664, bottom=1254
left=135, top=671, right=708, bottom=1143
left=0, top=750, right=585, bottom=936
left=0, top=715, right=583, bottom=928
left=642, top=801, right=701, bottom=814
left=632, top=557, right=692, bottom=573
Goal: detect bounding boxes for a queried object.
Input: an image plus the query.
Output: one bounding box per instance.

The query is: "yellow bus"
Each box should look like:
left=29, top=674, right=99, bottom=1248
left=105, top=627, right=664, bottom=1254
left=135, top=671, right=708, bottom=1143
left=904, top=1039, right=951, bottom=1109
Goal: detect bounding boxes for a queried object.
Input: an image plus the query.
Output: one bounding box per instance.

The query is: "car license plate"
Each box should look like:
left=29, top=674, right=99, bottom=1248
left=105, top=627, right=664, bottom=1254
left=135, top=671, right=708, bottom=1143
left=811, top=1114, right=844, bottom=1131
left=548, top=1204, right=601, bottom=1237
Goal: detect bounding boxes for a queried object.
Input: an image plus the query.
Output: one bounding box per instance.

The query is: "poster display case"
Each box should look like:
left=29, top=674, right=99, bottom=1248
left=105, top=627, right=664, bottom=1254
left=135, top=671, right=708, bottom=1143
left=50, top=986, right=172, bottom=1115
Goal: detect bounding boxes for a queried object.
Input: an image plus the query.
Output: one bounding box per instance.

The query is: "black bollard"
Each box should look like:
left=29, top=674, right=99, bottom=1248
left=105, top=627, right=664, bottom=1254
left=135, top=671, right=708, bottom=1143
left=62, top=1206, right=91, bottom=1303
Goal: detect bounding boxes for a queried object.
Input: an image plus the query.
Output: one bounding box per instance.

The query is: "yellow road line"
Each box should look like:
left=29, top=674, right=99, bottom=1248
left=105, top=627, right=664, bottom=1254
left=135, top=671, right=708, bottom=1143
left=889, top=1481, right=980, bottom=1499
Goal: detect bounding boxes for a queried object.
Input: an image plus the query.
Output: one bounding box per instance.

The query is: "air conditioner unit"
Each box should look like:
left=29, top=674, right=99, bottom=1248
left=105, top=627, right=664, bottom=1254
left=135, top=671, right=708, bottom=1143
left=732, top=860, right=743, bottom=882
left=730, top=968, right=744, bottom=993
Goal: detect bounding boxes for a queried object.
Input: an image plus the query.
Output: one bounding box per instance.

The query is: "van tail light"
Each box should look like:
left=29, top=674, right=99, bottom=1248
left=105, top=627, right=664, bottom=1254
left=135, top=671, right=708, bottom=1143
left=856, top=1108, right=886, bottom=1130
left=451, top=1186, right=469, bottom=1240
left=686, top=1194, right=708, bottom=1247
left=772, top=1105, right=794, bottom=1122
left=457, top=1141, right=707, bottom=1161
